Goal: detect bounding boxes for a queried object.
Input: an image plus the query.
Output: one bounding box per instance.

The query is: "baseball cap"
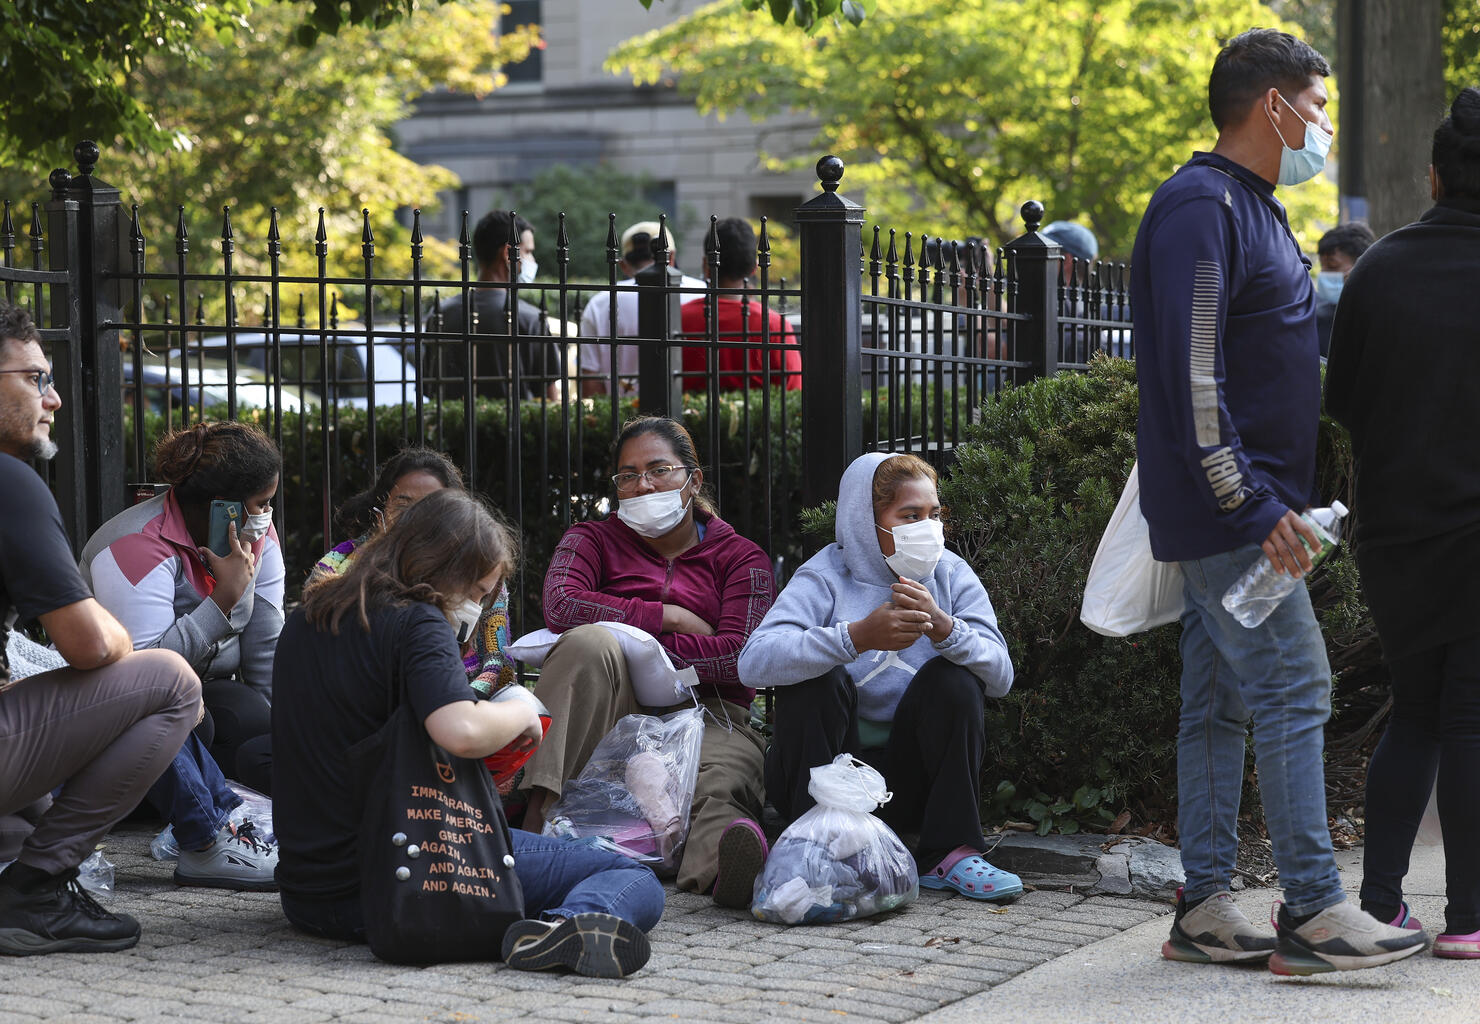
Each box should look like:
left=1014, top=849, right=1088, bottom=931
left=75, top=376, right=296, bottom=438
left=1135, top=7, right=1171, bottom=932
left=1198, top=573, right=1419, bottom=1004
left=620, top=221, right=673, bottom=261
left=1041, top=221, right=1099, bottom=262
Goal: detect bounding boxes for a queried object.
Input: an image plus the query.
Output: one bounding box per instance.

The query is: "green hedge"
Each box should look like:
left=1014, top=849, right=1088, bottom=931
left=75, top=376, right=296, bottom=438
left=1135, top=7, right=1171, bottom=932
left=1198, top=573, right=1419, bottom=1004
left=937, top=356, right=1376, bottom=832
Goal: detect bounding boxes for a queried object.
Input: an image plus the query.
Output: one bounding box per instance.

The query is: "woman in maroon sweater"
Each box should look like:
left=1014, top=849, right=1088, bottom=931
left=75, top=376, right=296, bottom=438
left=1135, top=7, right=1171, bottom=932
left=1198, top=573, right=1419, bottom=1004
left=521, top=416, right=775, bottom=907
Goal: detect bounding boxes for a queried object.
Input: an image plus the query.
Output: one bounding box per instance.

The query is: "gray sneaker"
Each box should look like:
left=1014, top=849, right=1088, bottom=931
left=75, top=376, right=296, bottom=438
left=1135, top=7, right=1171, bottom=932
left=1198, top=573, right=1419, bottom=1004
left=1269, top=898, right=1427, bottom=975
left=1163, top=888, right=1275, bottom=964
left=174, top=821, right=278, bottom=892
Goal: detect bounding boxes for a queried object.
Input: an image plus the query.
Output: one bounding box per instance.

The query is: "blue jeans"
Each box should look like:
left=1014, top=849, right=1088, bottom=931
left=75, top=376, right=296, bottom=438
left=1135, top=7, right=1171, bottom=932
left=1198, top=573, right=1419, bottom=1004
left=144, top=733, right=241, bottom=851
left=1177, top=544, right=1342, bottom=916
left=282, top=828, right=666, bottom=943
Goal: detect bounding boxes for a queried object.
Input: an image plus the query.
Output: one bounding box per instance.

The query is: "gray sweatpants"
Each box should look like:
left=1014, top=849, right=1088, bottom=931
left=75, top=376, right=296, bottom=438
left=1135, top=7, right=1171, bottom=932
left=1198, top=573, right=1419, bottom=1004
left=0, top=649, right=200, bottom=874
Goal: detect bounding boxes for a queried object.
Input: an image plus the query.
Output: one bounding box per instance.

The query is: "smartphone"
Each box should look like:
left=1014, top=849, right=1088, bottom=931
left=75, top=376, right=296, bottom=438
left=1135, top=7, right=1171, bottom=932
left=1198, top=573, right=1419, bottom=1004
left=207, top=500, right=245, bottom=557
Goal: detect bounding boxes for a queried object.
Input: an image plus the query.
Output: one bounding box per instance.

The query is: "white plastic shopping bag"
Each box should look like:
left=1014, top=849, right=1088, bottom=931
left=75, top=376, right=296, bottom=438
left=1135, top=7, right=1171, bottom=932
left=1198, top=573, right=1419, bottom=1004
left=509, top=622, right=700, bottom=707
left=1080, top=462, right=1186, bottom=636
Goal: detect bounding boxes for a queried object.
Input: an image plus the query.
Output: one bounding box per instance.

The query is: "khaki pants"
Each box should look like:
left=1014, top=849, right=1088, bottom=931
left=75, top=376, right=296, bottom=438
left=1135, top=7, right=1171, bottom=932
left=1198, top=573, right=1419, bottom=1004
left=0, top=649, right=200, bottom=874
left=526, top=624, right=765, bottom=894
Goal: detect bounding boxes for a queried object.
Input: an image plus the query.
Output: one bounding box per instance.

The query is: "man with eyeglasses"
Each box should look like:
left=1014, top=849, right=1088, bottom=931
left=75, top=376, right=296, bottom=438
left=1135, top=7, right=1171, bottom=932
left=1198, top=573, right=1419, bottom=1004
left=0, top=302, right=201, bottom=955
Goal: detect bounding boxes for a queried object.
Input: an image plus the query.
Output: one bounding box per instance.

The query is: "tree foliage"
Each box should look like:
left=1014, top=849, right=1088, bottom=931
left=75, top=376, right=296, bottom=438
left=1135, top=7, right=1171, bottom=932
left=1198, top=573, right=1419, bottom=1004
left=2, top=2, right=535, bottom=325
left=637, top=0, right=874, bottom=31
left=610, top=0, right=1336, bottom=259
left=0, top=0, right=516, bottom=171
left=1446, top=0, right=1480, bottom=96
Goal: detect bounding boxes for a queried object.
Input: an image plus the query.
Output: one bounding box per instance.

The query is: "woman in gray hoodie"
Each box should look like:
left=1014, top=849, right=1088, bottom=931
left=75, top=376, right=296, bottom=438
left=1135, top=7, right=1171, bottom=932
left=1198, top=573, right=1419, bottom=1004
left=738, top=451, right=1018, bottom=899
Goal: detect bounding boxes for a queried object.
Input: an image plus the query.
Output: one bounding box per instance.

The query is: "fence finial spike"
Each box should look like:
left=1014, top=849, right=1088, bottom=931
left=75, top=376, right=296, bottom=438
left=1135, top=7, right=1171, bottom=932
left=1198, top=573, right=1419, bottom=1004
left=268, top=207, right=281, bottom=242
left=410, top=208, right=423, bottom=245
left=1, top=200, right=12, bottom=240
left=28, top=203, right=44, bottom=253
left=758, top=215, right=771, bottom=253
left=315, top=208, right=327, bottom=243
left=654, top=212, right=671, bottom=267
left=221, top=206, right=234, bottom=241
left=361, top=208, right=374, bottom=244
left=902, top=231, right=914, bottom=269
left=605, top=213, right=618, bottom=266
left=128, top=204, right=143, bottom=243
left=869, top=225, right=881, bottom=263
left=556, top=211, right=569, bottom=255
left=885, top=228, right=898, bottom=266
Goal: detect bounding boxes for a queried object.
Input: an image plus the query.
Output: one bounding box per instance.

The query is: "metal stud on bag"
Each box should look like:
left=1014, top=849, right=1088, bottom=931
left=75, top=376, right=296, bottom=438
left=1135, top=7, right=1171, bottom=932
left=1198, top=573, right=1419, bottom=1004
left=503, top=855, right=515, bottom=868
left=392, top=832, right=408, bottom=846
left=395, top=867, right=410, bottom=881
left=406, top=845, right=421, bottom=859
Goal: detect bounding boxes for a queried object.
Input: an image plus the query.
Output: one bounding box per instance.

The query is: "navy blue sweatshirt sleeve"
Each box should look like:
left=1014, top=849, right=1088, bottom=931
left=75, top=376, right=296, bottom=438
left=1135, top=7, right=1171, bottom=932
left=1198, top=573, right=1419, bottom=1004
left=1135, top=195, right=1289, bottom=552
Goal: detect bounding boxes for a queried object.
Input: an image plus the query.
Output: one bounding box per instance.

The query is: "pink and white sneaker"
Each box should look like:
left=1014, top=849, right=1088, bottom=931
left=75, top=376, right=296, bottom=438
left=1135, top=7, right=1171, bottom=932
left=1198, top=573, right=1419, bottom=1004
left=1433, top=929, right=1480, bottom=959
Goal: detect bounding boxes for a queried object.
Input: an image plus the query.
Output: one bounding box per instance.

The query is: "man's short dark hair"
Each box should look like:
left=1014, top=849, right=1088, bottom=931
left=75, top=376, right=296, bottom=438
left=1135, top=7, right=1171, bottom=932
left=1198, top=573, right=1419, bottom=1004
left=1433, top=86, right=1480, bottom=200
left=707, top=217, right=758, bottom=282
left=0, top=303, right=41, bottom=362
left=1317, top=222, right=1376, bottom=261
left=1208, top=29, right=1331, bottom=131
left=472, top=210, right=534, bottom=268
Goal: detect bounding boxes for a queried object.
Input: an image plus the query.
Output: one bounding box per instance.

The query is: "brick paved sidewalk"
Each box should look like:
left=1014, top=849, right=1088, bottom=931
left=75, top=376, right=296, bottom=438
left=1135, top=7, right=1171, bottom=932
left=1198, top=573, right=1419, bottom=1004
left=0, top=825, right=1170, bottom=1024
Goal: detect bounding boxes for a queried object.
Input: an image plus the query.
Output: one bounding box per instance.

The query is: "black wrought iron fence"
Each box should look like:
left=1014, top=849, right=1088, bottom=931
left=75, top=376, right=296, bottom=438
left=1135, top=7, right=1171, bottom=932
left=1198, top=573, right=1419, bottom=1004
left=3, top=145, right=1132, bottom=636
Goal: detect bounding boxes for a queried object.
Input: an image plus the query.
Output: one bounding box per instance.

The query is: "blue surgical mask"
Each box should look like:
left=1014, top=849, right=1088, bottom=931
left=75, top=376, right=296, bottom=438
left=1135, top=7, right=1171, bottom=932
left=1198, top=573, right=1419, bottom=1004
left=516, top=258, right=538, bottom=285
left=1266, top=95, right=1332, bottom=186
left=1315, top=270, right=1344, bottom=304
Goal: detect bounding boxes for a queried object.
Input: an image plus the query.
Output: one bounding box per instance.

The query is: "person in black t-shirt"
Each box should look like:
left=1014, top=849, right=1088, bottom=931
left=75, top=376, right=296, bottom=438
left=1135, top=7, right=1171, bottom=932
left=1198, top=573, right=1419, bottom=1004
left=272, top=488, right=663, bottom=978
left=0, top=303, right=201, bottom=956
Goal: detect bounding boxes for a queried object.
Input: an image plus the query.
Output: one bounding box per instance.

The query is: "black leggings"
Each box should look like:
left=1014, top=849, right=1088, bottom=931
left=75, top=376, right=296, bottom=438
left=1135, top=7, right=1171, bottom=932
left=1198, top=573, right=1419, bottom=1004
left=1362, top=632, right=1480, bottom=935
left=765, top=656, right=988, bottom=873
left=201, top=679, right=271, bottom=789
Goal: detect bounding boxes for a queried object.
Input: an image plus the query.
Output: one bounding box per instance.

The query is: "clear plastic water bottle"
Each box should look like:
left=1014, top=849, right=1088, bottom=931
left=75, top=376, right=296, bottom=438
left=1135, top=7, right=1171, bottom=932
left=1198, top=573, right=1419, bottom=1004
left=1221, top=501, right=1348, bottom=628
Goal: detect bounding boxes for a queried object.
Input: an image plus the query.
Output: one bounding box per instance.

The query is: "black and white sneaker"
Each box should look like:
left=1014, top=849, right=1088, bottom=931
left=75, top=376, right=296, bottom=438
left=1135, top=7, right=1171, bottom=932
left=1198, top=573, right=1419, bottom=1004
left=0, top=869, right=141, bottom=956
left=1269, top=898, right=1427, bottom=975
left=501, top=913, right=651, bottom=978
left=1162, top=888, right=1275, bottom=964
left=174, top=820, right=278, bottom=891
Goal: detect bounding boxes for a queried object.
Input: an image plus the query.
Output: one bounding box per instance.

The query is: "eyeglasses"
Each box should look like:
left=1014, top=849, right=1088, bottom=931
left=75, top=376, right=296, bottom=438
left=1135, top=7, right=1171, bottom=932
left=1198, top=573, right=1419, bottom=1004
left=611, top=465, right=692, bottom=492
left=0, top=368, right=54, bottom=397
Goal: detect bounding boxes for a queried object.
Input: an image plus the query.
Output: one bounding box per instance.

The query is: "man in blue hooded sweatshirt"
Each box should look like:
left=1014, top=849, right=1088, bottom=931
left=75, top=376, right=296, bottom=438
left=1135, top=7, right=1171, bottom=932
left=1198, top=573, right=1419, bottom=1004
left=1133, top=28, right=1424, bottom=975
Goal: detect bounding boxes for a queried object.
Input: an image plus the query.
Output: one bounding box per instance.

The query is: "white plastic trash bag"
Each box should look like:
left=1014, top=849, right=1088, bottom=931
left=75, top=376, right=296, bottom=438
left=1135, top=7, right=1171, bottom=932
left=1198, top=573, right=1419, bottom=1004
left=751, top=755, right=918, bottom=925
left=1081, top=462, right=1186, bottom=637
left=509, top=623, right=700, bottom=708
left=543, top=708, right=704, bottom=876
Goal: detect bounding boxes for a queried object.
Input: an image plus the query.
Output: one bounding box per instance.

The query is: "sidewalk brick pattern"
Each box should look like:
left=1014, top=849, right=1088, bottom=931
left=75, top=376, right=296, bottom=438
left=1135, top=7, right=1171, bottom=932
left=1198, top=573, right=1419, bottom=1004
left=0, top=827, right=1170, bottom=1023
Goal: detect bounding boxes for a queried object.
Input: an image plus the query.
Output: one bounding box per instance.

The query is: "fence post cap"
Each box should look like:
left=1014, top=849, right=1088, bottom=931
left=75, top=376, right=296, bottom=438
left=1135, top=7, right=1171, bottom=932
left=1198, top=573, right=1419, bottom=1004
left=1020, top=200, right=1045, bottom=232
left=817, top=155, right=845, bottom=193
left=74, top=141, right=100, bottom=177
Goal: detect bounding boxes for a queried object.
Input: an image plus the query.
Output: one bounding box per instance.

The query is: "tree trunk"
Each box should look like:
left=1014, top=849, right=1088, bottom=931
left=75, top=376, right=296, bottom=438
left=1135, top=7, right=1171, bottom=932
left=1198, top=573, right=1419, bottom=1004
left=1346, top=0, right=1447, bottom=236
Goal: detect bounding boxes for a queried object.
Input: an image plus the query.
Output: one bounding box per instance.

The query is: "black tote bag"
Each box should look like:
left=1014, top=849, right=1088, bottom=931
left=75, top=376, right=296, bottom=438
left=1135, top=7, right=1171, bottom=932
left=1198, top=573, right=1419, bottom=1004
left=353, top=695, right=526, bottom=964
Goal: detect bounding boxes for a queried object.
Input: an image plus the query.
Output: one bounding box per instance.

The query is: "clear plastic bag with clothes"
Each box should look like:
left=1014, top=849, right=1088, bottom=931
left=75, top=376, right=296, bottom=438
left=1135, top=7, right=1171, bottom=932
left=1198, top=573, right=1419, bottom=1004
left=752, top=754, right=918, bottom=925
left=149, top=783, right=274, bottom=861
left=542, top=707, right=704, bottom=876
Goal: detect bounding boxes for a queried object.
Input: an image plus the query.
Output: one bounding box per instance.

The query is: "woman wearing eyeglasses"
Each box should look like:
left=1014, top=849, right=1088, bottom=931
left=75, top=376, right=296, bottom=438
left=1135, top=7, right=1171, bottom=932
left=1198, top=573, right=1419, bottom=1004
left=520, top=416, right=775, bottom=908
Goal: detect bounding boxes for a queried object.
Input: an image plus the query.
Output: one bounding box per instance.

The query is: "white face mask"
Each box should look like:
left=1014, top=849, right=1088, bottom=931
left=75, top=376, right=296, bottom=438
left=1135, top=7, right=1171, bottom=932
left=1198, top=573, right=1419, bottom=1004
left=618, top=487, right=692, bottom=538
left=1265, top=95, right=1332, bottom=187
left=448, top=598, right=484, bottom=645
left=237, top=508, right=273, bottom=544
left=877, top=518, right=945, bottom=580
left=516, top=258, right=538, bottom=284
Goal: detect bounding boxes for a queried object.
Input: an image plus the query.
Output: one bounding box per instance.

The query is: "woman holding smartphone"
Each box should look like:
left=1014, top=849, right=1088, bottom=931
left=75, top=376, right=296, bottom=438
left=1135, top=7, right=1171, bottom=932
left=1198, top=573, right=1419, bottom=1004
left=78, top=421, right=284, bottom=889
left=81, top=421, right=284, bottom=786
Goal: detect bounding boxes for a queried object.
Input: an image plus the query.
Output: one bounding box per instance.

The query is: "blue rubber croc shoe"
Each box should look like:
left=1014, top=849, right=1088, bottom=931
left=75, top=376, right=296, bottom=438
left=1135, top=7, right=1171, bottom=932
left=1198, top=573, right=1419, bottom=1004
left=919, top=846, right=1022, bottom=901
